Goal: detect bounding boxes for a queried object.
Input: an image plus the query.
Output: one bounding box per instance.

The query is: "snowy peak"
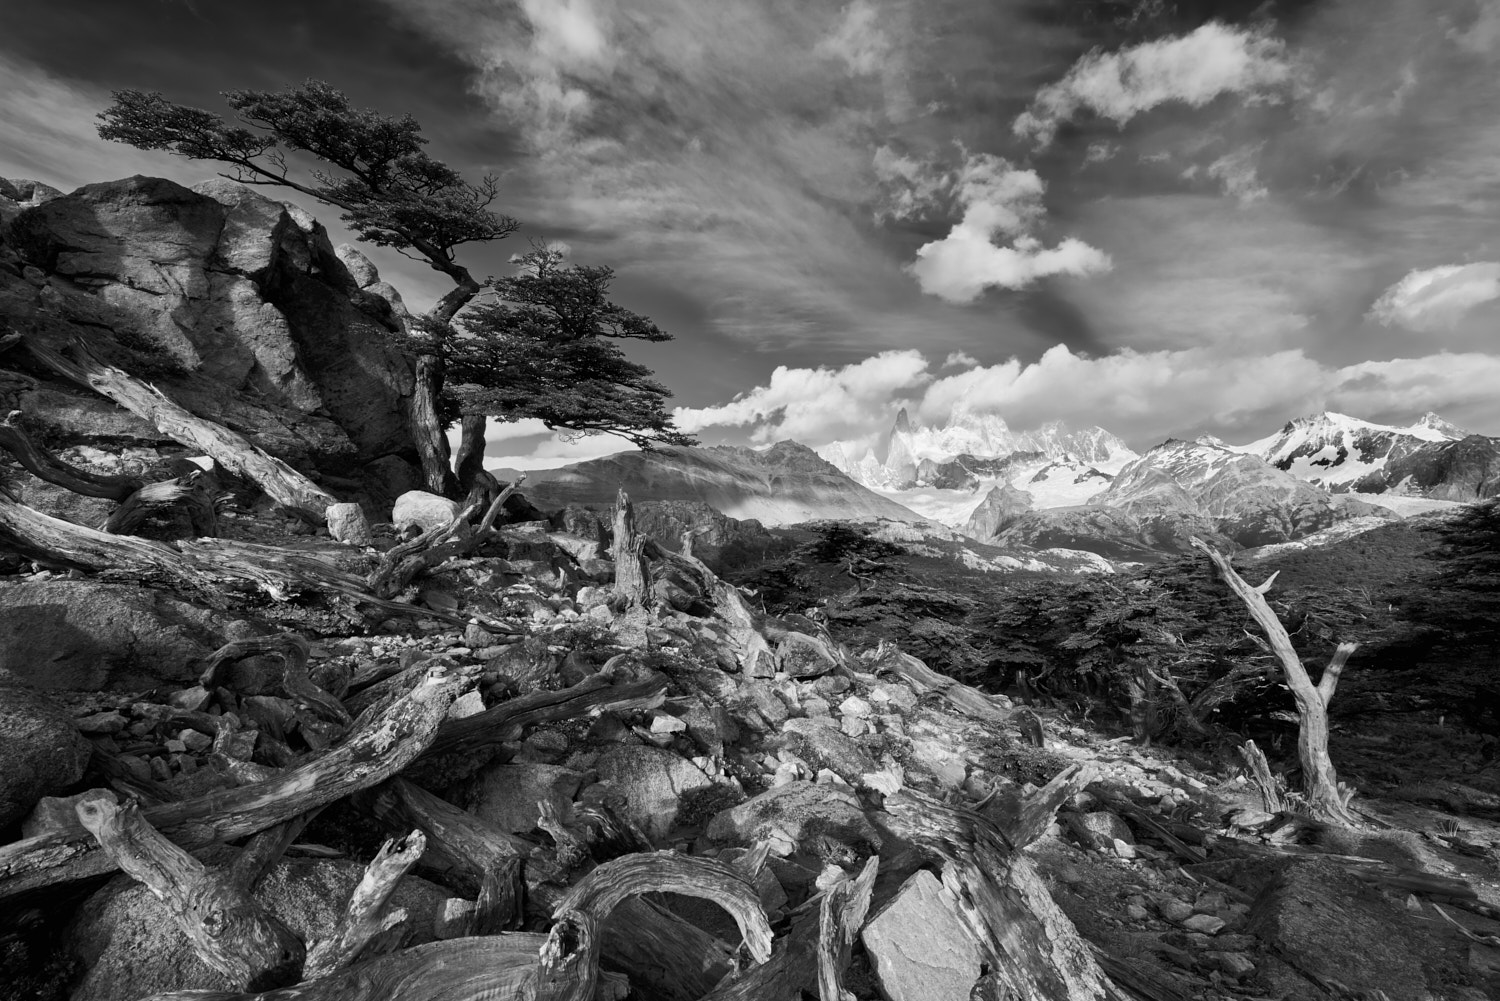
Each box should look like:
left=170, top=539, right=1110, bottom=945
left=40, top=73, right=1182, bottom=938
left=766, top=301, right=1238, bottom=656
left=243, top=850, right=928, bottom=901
left=1234, top=410, right=1474, bottom=491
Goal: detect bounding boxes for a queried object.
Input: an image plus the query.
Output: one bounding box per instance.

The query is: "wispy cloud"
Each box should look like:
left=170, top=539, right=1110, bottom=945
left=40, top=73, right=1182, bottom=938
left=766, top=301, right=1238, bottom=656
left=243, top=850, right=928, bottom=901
left=1368, top=262, right=1500, bottom=333
left=1014, top=22, right=1297, bottom=147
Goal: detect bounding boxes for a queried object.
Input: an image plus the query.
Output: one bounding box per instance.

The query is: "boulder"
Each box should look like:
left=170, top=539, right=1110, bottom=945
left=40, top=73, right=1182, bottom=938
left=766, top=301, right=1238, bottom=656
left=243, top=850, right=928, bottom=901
left=780, top=717, right=877, bottom=783
left=0, top=581, right=243, bottom=691
left=470, top=763, right=584, bottom=835
left=392, top=490, right=462, bottom=537
left=66, top=857, right=448, bottom=1001
left=593, top=744, right=716, bottom=841
left=0, top=685, right=90, bottom=830
left=861, top=869, right=984, bottom=1001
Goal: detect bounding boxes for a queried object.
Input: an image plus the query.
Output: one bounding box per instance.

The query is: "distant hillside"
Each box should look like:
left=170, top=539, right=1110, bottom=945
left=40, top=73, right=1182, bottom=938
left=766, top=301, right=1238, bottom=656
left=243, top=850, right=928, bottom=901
left=519, top=441, right=928, bottom=527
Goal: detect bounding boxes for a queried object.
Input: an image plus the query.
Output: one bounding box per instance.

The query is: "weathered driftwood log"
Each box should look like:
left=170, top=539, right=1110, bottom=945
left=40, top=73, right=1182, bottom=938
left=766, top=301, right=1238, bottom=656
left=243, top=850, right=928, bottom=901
left=103, top=470, right=219, bottom=538
left=0, top=663, right=475, bottom=901
left=1238, top=739, right=1286, bottom=814
left=881, top=789, right=1124, bottom=1001
left=817, top=857, right=879, bottom=1001
left=871, top=642, right=1010, bottom=725
left=357, top=779, right=749, bottom=1001
left=75, top=790, right=305, bottom=991
left=25, top=338, right=342, bottom=526
left=1190, top=538, right=1360, bottom=826
left=303, top=831, right=426, bottom=979
left=0, top=492, right=521, bottom=634
left=0, top=414, right=143, bottom=500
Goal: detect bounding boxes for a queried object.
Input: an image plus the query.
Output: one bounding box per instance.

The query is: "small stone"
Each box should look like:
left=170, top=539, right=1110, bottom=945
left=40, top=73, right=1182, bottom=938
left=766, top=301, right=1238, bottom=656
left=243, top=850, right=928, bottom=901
left=447, top=691, right=486, bottom=719
left=326, top=502, right=374, bottom=546
left=840, top=714, right=866, bottom=737
left=815, top=768, right=854, bottom=791
left=838, top=696, right=872, bottom=718
left=75, top=711, right=128, bottom=735
left=1157, top=898, right=1195, bottom=923
left=149, top=756, right=172, bottom=782
left=166, top=686, right=213, bottom=712
left=1212, top=951, right=1256, bottom=979
left=800, top=696, right=831, bottom=718
left=1126, top=903, right=1150, bottom=922
left=649, top=713, right=687, bottom=735
left=1112, top=838, right=1136, bottom=859
left=1182, top=913, right=1226, bottom=936
left=163, top=739, right=188, bottom=754
left=179, top=729, right=213, bottom=753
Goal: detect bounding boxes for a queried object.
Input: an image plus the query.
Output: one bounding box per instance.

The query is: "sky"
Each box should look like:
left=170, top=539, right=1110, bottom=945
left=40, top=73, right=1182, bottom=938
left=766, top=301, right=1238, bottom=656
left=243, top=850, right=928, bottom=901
left=3, top=0, right=1499, bottom=468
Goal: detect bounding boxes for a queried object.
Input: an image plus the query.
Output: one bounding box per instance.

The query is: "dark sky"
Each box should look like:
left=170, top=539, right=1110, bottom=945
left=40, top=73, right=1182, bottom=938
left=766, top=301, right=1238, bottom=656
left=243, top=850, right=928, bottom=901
left=4, top=0, right=1499, bottom=466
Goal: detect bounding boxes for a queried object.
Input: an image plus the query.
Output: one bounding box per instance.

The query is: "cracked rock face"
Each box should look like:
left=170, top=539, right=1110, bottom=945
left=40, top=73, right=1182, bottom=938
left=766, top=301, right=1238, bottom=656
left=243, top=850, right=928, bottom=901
left=5, top=175, right=414, bottom=467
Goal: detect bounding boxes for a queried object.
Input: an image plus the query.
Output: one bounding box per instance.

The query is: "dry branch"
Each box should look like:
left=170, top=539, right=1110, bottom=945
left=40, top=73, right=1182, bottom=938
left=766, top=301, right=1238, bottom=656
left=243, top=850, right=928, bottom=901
left=303, top=830, right=426, bottom=979
left=1238, top=739, right=1285, bottom=814
left=0, top=415, right=142, bottom=500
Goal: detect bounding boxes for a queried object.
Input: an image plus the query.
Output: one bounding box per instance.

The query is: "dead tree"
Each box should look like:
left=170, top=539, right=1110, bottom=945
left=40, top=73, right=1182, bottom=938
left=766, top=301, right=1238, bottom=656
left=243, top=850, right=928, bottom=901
left=1190, top=538, right=1360, bottom=826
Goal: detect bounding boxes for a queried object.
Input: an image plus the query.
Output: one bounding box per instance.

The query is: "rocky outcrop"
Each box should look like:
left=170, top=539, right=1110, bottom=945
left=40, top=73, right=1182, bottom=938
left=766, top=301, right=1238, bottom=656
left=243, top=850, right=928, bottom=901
left=962, top=483, right=1034, bottom=540
left=0, top=580, right=248, bottom=691
left=523, top=441, right=927, bottom=527
left=1, top=174, right=420, bottom=515
left=1347, top=434, right=1500, bottom=501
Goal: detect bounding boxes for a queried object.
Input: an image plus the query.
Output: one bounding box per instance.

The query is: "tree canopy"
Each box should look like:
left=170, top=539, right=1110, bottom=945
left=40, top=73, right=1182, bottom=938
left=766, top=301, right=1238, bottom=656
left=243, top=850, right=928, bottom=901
left=98, top=81, right=515, bottom=311
left=439, top=248, right=696, bottom=449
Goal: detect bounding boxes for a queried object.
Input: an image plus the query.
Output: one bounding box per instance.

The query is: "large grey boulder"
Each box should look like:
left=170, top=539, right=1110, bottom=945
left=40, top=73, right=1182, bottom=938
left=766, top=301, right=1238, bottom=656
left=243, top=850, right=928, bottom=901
left=861, top=869, right=984, bottom=1001
left=593, top=744, right=716, bottom=841
left=0, top=685, right=90, bottom=830
left=66, top=857, right=449, bottom=1001
left=0, top=581, right=243, bottom=691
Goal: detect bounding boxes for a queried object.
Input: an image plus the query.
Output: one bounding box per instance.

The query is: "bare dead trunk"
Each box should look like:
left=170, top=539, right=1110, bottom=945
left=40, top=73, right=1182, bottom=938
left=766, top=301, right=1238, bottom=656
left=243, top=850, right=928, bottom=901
left=1238, top=740, right=1285, bottom=814
left=1190, top=538, right=1359, bottom=826
left=611, top=489, right=649, bottom=609
left=103, top=471, right=218, bottom=538
left=453, top=414, right=487, bottom=497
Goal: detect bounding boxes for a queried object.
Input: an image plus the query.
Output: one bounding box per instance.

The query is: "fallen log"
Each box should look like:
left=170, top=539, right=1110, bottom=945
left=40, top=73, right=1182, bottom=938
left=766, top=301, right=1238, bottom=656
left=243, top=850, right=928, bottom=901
left=871, top=642, right=1010, bottom=725
left=75, top=790, right=305, bottom=991
left=987, top=762, right=1096, bottom=850
left=0, top=662, right=475, bottom=901
left=303, top=831, right=426, bottom=979
left=0, top=492, right=521, bottom=634
left=25, top=338, right=346, bottom=529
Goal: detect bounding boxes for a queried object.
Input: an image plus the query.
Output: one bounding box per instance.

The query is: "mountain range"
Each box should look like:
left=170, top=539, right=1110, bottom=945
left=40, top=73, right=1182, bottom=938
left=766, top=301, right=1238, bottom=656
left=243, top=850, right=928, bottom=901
left=510, top=408, right=1499, bottom=567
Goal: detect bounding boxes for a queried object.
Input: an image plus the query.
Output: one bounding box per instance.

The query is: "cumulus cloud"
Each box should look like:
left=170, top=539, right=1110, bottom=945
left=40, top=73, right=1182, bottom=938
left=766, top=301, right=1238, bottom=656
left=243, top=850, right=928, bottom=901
left=905, top=153, right=1111, bottom=303
left=668, top=344, right=1500, bottom=449
left=942, top=351, right=978, bottom=368
left=1367, top=262, right=1500, bottom=332
left=672, top=350, right=930, bottom=442
left=1014, top=22, right=1296, bottom=146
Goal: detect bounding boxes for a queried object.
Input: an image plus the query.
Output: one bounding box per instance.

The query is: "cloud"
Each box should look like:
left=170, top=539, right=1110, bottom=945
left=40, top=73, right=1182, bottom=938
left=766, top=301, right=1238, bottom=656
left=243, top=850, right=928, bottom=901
left=1014, top=22, right=1296, bottom=146
left=673, top=349, right=930, bottom=443
left=668, top=343, right=1500, bottom=449
left=1206, top=144, right=1268, bottom=203
left=816, top=0, right=890, bottom=76
left=905, top=153, right=1110, bottom=303
left=871, top=144, right=949, bottom=220
left=1367, top=262, right=1500, bottom=332
left=942, top=351, right=978, bottom=368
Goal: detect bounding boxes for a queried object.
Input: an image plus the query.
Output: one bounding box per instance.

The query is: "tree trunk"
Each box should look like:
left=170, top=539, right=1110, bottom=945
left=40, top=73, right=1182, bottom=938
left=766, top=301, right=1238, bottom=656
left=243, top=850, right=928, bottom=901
left=1190, top=538, right=1360, bottom=826
left=409, top=353, right=456, bottom=498
left=453, top=414, right=487, bottom=497
left=0, top=419, right=142, bottom=500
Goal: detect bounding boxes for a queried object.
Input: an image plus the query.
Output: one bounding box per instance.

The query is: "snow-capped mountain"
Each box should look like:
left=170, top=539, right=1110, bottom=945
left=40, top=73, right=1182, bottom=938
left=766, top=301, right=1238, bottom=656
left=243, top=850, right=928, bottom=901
left=816, top=406, right=1138, bottom=492
left=1229, top=411, right=1499, bottom=502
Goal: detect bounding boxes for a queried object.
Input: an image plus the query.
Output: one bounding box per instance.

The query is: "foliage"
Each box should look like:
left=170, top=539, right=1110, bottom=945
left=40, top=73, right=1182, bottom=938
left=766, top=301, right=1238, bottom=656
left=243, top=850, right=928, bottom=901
left=97, top=81, right=517, bottom=284
left=439, top=248, right=695, bottom=448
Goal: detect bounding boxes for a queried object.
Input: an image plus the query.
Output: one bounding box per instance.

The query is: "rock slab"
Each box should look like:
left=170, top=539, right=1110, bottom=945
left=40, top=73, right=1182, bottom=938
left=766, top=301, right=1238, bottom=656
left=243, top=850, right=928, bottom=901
left=0, top=685, right=90, bottom=829
left=861, top=869, right=983, bottom=1001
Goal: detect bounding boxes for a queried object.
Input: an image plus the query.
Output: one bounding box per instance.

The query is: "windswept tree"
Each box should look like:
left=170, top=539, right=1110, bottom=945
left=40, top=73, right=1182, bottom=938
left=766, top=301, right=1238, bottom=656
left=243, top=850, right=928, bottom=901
left=97, top=81, right=516, bottom=496
left=438, top=247, right=696, bottom=492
